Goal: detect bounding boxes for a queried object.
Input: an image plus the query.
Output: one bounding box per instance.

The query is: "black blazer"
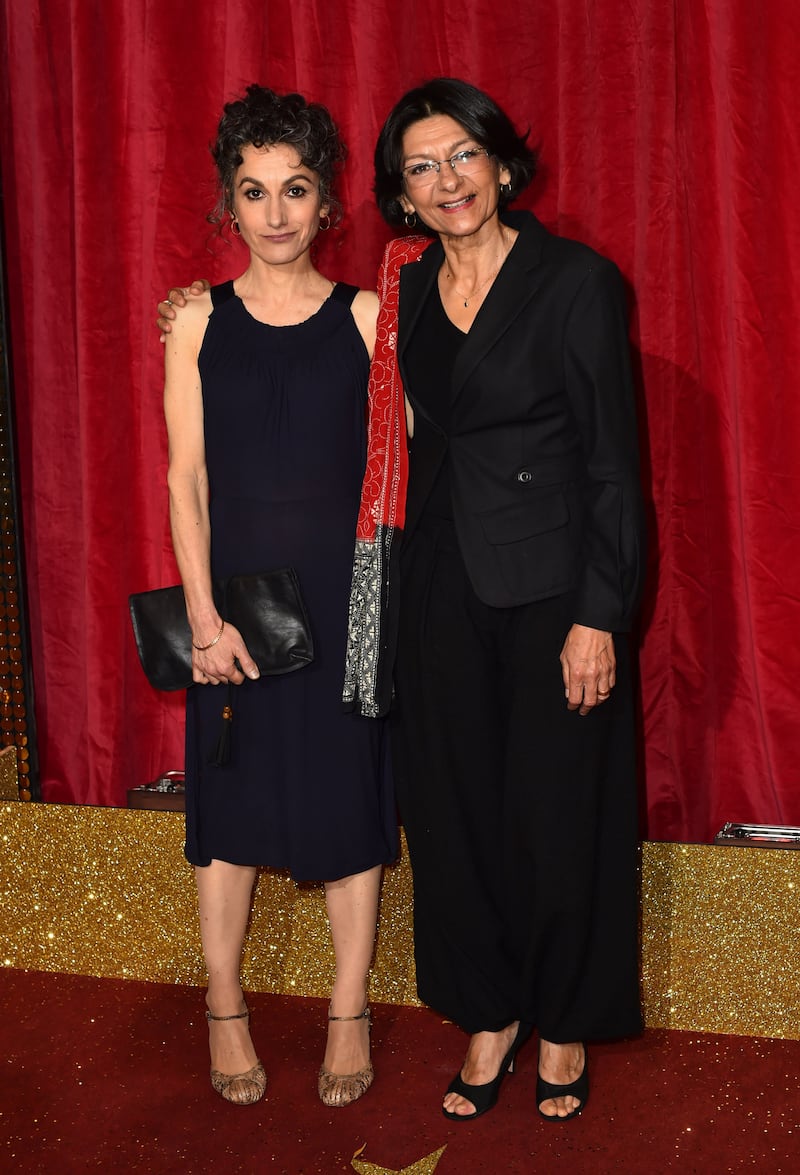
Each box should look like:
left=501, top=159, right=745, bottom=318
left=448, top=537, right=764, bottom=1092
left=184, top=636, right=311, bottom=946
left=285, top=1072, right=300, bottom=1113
left=397, top=211, right=646, bottom=633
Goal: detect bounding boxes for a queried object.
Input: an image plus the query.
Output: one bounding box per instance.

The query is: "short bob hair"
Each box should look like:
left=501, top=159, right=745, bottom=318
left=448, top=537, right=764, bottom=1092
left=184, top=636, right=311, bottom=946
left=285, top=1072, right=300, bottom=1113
left=374, top=77, right=536, bottom=231
left=210, top=84, right=346, bottom=226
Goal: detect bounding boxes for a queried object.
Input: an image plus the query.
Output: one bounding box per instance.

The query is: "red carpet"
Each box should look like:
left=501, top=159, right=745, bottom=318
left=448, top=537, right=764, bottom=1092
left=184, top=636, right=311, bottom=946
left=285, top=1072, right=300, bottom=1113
left=1, top=970, right=798, bottom=1173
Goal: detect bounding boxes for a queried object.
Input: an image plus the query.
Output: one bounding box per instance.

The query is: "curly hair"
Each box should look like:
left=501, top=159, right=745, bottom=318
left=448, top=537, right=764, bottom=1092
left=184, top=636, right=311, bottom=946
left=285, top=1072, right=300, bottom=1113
left=209, top=84, right=346, bottom=225
left=374, top=77, right=536, bottom=233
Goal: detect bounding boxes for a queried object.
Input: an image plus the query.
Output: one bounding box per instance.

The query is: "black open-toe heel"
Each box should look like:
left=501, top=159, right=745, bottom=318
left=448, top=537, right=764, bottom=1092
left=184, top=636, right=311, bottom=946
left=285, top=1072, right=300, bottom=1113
left=442, top=1021, right=533, bottom=1122
left=537, top=1045, right=588, bottom=1121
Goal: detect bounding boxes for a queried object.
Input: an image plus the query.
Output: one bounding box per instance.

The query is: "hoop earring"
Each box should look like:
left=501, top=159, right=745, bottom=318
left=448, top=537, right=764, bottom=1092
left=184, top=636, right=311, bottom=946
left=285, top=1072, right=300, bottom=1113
left=319, top=213, right=331, bottom=231
left=499, top=182, right=512, bottom=196
left=230, top=216, right=241, bottom=237
left=404, top=211, right=418, bottom=228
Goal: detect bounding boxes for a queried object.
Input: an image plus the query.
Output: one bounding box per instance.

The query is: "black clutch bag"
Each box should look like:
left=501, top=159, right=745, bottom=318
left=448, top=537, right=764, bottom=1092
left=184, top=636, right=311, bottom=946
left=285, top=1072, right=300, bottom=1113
left=129, top=568, right=314, bottom=691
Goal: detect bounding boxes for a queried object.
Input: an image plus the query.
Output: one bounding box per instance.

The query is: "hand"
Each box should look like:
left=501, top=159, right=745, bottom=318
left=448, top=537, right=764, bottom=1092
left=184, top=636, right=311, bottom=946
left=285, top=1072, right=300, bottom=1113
left=157, top=280, right=211, bottom=340
left=559, top=624, right=615, bottom=715
left=191, top=620, right=260, bottom=686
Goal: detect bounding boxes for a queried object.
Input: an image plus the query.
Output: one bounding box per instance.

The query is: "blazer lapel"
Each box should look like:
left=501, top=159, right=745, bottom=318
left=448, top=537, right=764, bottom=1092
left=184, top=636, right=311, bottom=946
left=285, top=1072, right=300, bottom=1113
left=451, top=212, right=548, bottom=400
left=397, top=213, right=552, bottom=413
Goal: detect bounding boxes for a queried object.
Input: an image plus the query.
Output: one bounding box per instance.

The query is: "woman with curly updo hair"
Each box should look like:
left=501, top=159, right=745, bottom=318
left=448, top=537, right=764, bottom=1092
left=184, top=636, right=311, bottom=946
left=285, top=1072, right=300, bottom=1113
left=209, top=85, right=346, bottom=227
left=160, top=85, right=396, bottom=1108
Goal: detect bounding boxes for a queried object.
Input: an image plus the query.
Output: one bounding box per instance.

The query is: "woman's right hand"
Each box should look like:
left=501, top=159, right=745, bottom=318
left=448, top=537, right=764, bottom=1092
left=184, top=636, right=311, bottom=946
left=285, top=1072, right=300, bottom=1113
left=157, top=280, right=211, bottom=340
left=191, top=620, right=260, bottom=686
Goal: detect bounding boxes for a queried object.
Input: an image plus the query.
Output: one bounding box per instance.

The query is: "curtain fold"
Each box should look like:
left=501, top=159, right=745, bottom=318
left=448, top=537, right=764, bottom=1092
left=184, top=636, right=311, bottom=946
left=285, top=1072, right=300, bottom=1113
left=1, top=0, right=798, bottom=840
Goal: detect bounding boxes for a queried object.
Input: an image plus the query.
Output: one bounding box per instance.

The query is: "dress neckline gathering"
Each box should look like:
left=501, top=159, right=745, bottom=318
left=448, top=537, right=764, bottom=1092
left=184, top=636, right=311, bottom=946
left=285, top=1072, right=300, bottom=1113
left=231, top=283, right=337, bottom=330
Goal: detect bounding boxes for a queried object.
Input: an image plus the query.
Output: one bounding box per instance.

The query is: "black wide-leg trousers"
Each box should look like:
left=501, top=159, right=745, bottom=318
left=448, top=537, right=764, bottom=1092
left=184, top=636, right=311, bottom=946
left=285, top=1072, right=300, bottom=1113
left=391, top=517, right=642, bottom=1041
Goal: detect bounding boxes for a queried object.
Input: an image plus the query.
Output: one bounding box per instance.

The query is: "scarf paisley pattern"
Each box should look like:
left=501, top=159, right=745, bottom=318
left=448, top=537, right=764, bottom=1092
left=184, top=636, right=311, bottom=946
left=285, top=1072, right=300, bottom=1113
left=343, top=235, right=429, bottom=716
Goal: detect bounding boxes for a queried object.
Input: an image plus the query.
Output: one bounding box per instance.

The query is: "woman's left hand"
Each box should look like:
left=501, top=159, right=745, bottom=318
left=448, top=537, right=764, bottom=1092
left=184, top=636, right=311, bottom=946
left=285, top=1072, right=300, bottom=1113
left=559, top=624, right=616, bottom=715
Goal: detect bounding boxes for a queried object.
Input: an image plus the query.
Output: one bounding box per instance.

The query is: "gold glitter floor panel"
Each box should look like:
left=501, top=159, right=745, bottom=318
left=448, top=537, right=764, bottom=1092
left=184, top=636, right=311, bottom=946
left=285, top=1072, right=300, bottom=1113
left=2, top=970, right=800, bottom=1174
left=1, top=802, right=799, bottom=1038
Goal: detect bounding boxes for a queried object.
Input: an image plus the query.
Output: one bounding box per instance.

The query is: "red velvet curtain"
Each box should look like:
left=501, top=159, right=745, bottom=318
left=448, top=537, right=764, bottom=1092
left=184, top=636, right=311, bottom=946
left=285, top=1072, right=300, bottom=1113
left=1, top=1, right=799, bottom=841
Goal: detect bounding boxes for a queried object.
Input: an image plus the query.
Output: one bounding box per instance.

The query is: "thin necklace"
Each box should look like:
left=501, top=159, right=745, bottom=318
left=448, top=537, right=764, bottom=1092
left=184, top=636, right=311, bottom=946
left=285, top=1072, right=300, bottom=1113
left=443, top=231, right=512, bottom=307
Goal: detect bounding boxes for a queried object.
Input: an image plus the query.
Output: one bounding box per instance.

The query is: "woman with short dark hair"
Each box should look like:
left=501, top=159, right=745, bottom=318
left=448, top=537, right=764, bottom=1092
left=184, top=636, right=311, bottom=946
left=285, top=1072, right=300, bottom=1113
left=373, top=76, right=536, bottom=229
left=347, top=76, right=645, bottom=1123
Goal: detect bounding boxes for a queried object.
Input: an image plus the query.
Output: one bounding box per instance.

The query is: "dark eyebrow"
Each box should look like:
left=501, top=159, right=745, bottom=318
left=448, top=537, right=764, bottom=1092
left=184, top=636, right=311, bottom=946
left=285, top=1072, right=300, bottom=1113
left=236, top=172, right=315, bottom=187
left=403, top=137, right=475, bottom=163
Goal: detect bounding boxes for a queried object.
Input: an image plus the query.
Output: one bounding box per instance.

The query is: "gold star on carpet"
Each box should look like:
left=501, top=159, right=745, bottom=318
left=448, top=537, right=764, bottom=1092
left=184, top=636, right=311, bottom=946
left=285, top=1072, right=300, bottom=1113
left=351, top=1143, right=446, bottom=1174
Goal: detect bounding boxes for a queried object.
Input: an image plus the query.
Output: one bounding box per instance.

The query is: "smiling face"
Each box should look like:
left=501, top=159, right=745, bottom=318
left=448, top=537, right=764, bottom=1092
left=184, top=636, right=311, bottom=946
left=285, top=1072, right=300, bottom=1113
left=399, top=114, right=510, bottom=241
left=230, top=142, right=328, bottom=267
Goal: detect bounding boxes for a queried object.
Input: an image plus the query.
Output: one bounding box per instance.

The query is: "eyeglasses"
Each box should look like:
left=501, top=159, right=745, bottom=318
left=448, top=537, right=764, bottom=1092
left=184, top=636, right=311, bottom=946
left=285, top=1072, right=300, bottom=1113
left=401, top=147, right=492, bottom=188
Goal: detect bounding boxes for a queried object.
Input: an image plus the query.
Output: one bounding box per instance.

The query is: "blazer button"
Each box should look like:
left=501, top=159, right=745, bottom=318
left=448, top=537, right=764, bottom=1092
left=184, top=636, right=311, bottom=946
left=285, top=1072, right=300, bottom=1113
left=516, top=470, right=533, bottom=483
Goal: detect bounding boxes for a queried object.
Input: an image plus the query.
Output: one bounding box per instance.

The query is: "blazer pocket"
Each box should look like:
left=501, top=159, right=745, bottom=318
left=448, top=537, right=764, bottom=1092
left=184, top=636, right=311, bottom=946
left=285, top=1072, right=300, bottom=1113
left=478, top=489, right=570, bottom=545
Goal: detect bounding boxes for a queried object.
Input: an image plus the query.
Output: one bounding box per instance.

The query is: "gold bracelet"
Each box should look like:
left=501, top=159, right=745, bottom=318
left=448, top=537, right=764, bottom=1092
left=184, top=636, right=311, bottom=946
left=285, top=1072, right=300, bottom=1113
left=192, top=620, right=225, bottom=651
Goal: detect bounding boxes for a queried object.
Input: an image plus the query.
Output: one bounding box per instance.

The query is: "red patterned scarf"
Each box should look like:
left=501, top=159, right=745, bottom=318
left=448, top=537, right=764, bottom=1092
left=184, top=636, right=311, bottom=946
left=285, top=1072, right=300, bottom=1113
left=343, top=235, right=429, bottom=716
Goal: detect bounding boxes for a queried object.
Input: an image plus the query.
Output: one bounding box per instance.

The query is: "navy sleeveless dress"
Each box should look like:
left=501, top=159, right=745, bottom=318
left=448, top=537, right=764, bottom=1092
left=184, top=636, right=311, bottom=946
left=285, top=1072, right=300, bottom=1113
left=183, top=281, right=397, bottom=881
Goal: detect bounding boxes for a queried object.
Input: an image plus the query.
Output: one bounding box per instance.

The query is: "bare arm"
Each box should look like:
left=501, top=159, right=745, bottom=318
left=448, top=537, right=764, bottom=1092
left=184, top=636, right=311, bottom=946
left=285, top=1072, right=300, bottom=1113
left=350, top=287, right=415, bottom=436
left=164, top=296, right=258, bottom=684
left=350, top=289, right=378, bottom=359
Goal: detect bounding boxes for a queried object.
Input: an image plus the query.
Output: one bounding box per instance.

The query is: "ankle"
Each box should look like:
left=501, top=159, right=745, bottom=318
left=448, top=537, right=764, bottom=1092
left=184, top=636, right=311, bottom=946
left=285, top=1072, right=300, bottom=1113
left=206, top=984, right=245, bottom=1017
left=467, top=1022, right=518, bottom=1054
left=326, top=1005, right=368, bottom=1024
left=328, top=982, right=369, bottom=1019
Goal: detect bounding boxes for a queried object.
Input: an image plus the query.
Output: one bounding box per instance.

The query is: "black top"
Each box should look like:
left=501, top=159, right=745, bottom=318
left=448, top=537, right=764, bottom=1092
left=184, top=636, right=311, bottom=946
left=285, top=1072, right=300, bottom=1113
left=404, top=285, right=466, bottom=520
